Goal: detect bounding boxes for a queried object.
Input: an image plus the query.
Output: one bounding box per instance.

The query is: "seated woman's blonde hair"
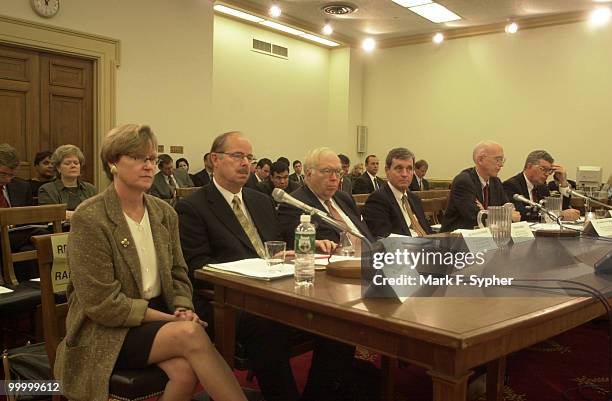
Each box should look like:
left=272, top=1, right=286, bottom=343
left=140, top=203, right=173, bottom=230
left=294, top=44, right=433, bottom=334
left=100, top=124, right=157, bottom=180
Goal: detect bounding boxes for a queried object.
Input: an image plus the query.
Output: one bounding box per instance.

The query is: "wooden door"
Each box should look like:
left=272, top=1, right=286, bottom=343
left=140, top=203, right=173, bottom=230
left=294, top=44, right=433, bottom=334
left=0, top=45, right=40, bottom=179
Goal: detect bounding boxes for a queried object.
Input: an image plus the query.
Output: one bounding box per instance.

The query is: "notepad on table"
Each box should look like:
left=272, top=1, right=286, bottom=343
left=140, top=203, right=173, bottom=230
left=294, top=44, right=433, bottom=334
left=205, top=258, right=294, bottom=280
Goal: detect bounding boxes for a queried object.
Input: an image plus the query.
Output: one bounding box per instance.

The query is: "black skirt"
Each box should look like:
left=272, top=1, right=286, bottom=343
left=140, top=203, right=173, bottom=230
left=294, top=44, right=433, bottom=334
left=114, top=296, right=171, bottom=369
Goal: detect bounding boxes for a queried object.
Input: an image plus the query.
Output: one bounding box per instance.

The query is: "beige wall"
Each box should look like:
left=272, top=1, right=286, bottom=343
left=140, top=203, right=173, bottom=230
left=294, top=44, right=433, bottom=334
left=1, top=0, right=214, bottom=172
left=212, top=16, right=362, bottom=164
left=362, top=21, right=612, bottom=182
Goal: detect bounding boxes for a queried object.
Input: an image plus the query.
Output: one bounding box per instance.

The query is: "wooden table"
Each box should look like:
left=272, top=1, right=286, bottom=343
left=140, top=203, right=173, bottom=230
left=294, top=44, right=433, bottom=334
left=195, top=242, right=612, bottom=401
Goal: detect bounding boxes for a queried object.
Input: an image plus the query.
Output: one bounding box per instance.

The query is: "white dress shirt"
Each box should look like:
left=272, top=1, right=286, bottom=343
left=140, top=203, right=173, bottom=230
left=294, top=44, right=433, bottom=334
left=124, top=208, right=161, bottom=300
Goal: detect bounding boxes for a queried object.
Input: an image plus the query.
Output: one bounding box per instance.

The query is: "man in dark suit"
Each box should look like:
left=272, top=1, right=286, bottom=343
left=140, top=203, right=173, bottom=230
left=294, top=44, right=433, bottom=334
left=278, top=147, right=375, bottom=250
left=409, top=159, right=430, bottom=191
left=503, top=150, right=579, bottom=221
left=244, top=157, right=271, bottom=189
left=441, top=141, right=520, bottom=232
left=352, top=154, right=385, bottom=194
left=149, top=154, right=193, bottom=205
left=176, top=132, right=352, bottom=401
left=191, top=152, right=213, bottom=187
left=288, top=159, right=305, bottom=185
left=337, top=154, right=353, bottom=194
left=362, top=148, right=432, bottom=238
left=257, top=161, right=300, bottom=204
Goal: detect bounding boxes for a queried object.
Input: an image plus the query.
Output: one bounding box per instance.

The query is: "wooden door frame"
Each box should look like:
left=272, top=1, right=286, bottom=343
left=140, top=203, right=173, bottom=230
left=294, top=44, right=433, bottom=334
left=0, top=14, right=120, bottom=187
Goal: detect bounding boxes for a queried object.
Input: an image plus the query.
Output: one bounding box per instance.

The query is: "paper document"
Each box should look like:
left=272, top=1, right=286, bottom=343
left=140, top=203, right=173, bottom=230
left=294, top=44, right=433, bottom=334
left=205, top=258, right=294, bottom=280
left=0, top=286, right=14, bottom=294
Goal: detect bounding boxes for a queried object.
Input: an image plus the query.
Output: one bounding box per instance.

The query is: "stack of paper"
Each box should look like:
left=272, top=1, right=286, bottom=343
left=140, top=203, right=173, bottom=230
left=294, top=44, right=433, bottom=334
left=205, top=258, right=294, bottom=280
left=0, top=286, right=14, bottom=294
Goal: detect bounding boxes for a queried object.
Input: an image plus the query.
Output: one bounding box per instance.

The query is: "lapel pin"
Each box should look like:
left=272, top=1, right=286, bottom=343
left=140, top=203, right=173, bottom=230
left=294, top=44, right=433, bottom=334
left=121, top=238, right=130, bottom=248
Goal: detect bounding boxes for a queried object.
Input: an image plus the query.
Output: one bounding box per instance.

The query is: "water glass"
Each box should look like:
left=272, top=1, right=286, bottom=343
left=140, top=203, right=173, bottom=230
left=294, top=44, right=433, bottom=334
left=264, top=241, right=286, bottom=271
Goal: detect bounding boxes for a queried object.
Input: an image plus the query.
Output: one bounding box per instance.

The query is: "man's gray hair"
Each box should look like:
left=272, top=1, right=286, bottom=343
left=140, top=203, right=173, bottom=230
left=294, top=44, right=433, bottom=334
left=303, top=147, right=338, bottom=172
left=524, top=150, right=554, bottom=169
left=0, top=143, right=20, bottom=169
left=472, top=140, right=501, bottom=163
left=385, top=147, right=415, bottom=169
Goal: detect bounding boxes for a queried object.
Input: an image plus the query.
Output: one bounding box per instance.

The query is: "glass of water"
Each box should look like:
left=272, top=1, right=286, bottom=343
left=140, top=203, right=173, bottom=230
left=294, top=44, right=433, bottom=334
left=264, top=241, right=286, bottom=272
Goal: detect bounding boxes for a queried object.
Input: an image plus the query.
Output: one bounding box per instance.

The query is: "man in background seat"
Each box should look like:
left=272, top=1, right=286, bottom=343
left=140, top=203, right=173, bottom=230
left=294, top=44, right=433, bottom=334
left=352, top=154, right=385, bottom=194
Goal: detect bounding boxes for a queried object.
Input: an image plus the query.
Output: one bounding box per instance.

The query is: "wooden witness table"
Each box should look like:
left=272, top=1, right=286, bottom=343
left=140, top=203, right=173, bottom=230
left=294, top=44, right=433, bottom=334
left=195, top=264, right=610, bottom=401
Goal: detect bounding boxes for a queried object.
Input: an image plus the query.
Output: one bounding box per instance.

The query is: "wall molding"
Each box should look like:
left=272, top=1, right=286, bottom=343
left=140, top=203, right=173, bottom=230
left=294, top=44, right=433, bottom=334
left=0, top=14, right=120, bottom=187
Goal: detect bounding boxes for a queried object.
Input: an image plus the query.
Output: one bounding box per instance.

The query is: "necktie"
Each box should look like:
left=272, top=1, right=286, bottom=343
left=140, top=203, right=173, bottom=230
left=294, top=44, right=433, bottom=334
left=0, top=186, right=9, bottom=208
left=373, top=178, right=379, bottom=190
left=531, top=188, right=539, bottom=203
left=483, top=183, right=489, bottom=209
left=232, top=196, right=266, bottom=258
left=168, top=175, right=177, bottom=195
left=324, top=200, right=361, bottom=254
left=401, top=195, right=428, bottom=237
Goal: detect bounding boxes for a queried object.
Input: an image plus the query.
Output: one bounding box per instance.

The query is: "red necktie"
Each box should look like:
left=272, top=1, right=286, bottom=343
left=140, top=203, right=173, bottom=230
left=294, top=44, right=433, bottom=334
left=0, top=186, right=9, bottom=208
left=482, top=184, right=489, bottom=209
left=324, top=200, right=361, bottom=254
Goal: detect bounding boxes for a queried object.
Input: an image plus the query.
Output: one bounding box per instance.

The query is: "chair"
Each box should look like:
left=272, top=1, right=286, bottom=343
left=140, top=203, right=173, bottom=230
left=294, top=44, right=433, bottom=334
left=0, top=204, right=66, bottom=287
left=176, top=187, right=199, bottom=201
left=413, top=189, right=450, bottom=200
left=427, top=179, right=452, bottom=189
left=421, top=197, right=447, bottom=225
left=32, top=234, right=169, bottom=401
left=352, top=193, right=370, bottom=204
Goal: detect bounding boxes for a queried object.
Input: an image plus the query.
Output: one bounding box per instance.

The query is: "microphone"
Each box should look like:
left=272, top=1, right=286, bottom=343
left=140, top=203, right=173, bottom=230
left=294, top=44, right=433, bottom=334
left=272, top=188, right=366, bottom=240
left=512, top=194, right=542, bottom=209
left=569, top=189, right=612, bottom=210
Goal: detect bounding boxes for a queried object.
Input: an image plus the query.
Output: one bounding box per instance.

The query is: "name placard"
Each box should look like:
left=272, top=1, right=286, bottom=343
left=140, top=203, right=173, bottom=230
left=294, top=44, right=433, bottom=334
left=585, top=218, right=612, bottom=238
left=51, top=234, right=70, bottom=294
left=459, top=228, right=498, bottom=253
left=511, top=221, right=535, bottom=243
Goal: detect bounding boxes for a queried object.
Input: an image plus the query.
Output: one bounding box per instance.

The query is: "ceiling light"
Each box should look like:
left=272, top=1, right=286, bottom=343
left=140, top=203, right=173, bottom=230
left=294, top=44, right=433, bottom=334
left=362, top=38, right=376, bottom=52
left=269, top=5, right=282, bottom=18
left=260, top=20, right=304, bottom=35
left=391, top=0, right=432, bottom=7
left=589, top=7, right=611, bottom=26
left=323, top=24, right=333, bottom=35
left=301, top=33, right=340, bottom=46
left=213, top=4, right=264, bottom=23
left=409, top=3, right=461, bottom=23
left=432, top=32, right=444, bottom=43
left=505, top=22, right=518, bottom=34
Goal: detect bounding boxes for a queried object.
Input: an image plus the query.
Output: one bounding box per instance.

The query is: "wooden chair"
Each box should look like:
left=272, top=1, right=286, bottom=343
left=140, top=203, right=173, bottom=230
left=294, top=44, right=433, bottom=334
left=32, top=233, right=169, bottom=401
left=427, top=179, right=452, bottom=189
left=413, top=189, right=450, bottom=200
left=421, top=197, right=448, bottom=225
left=352, top=193, right=370, bottom=204
left=176, top=187, right=199, bottom=201
left=0, top=204, right=66, bottom=287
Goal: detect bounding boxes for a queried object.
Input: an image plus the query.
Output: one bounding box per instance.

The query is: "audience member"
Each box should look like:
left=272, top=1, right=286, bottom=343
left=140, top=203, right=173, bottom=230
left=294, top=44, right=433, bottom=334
left=245, top=157, right=271, bottom=189
left=149, top=154, right=193, bottom=205
left=441, top=140, right=519, bottom=232
left=38, top=144, right=97, bottom=220
left=176, top=132, right=351, bottom=401
left=289, top=159, right=304, bottom=185
left=29, top=150, right=55, bottom=203
left=352, top=155, right=385, bottom=194
left=276, top=156, right=290, bottom=166
left=409, top=159, right=430, bottom=191
left=192, top=153, right=214, bottom=187
left=54, top=124, right=246, bottom=401
left=503, top=150, right=580, bottom=221
left=257, top=161, right=300, bottom=204
left=362, top=148, right=432, bottom=238
left=350, top=163, right=364, bottom=179
left=337, top=154, right=353, bottom=193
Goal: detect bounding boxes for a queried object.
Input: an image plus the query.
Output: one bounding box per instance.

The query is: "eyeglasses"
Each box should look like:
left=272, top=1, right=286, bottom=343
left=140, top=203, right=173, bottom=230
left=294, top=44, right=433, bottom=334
left=489, top=156, right=506, bottom=165
left=129, top=155, right=159, bottom=165
left=536, top=165, right=553, bottom=175
left=218, top=152, right=255, bottom=162
left=316, top=168, right=343, bottom=177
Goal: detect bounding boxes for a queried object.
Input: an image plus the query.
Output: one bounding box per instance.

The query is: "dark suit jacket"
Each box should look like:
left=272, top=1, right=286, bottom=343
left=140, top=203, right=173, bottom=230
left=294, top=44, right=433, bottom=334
left=362, top=184, right=432, bottom=238
left=277, top=185, right=374, bottom=248
left=149, top=169, right=193, bottom=204
left=441, top=167, right=508, bottom=232
left=7, top=178, right=33, bottom=207
left=191, top=169, right=212, bottom=187
left=175, top=183, right=280, bottom=283
left=339, top=176, right=352, bottom=194
left=409, top=176, right=430, bottom=191
left=288, top=173, right=304, bottom=185
left=352, top=172, right=386, bottom=194
left=256, top=179, right=300, bottom=199
left=503, top=172, right=571, bottom=221
left=244, top=173, right=263, bottom=189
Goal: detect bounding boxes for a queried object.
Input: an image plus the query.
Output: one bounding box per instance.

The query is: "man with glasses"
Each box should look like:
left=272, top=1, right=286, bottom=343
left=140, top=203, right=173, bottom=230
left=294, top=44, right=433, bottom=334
left=503, top=150, right=580, bottom=221
left=442, top=140, right=520, bottom=232
left=176, top=133, right=354, bottom=401
left=0, top=144, right=32, bottom=209
left=362, top=148, right=432, bottom=238
left=149, top=154, right=193, bottom=205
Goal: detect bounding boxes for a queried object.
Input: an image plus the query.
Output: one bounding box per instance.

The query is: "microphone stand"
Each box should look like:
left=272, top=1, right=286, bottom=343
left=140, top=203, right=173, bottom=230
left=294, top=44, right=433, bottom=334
left=570, top=190, right=612, bottom=210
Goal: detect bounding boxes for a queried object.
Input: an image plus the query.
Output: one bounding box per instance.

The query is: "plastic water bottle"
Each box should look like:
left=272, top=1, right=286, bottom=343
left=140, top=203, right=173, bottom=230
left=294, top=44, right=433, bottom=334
left=294, top=214, right=316, bottom=286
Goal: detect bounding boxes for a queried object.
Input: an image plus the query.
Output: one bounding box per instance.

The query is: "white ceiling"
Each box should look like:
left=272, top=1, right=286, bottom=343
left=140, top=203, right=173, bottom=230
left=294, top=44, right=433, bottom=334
left=231, top=0, right=610, bottom=40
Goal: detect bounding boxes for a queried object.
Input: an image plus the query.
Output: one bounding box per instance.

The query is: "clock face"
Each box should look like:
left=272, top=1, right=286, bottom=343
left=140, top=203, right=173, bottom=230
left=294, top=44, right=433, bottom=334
left=31, top=0, right=60, bottom=18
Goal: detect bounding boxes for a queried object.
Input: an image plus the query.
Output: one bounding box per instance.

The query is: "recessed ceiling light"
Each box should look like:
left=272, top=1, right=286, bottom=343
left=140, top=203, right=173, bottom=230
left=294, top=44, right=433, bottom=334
left=362, top=38, right=376, bottom=52
left=301, top=33, right=340, bottom=46
left=391, top=0, right=432, bottom=7
left=505, top=22, right=518, bottom=34
left=213, top=5, right=264, bottom=23
left=432, top=32, right=444, bottom=43
left=409, top=3, right=461, bottom=23
left=269, top=5, right=282, bottom=18
left=589, top=7, right=611, bottom=26
left=323, top=24, right=333, bottom=35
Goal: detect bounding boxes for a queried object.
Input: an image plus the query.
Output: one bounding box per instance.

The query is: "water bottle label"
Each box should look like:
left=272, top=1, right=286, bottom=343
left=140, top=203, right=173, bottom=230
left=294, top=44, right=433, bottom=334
left=295, top=233, right=315, bottom=254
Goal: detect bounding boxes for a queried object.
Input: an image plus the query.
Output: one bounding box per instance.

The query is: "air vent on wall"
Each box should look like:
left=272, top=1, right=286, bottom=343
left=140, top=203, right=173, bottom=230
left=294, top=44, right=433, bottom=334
left=252, top=39, right=288, bottom=59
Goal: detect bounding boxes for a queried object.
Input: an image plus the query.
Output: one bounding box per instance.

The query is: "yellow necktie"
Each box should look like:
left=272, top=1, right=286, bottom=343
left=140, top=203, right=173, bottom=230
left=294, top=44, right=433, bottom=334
left=402, top=195, right=427, bottom=237
left=232, top=196, right=266, bottom=258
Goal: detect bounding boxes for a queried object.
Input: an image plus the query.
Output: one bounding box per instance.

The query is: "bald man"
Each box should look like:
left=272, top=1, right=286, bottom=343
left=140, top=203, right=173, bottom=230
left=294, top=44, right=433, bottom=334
left=441, top=140, right=519, bottom=232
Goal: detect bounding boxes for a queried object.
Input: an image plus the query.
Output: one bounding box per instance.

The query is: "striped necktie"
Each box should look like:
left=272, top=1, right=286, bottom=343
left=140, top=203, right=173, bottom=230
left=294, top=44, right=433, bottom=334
left=324, top=200, right=361, bottom=254
left=232, top=196, right=265, bottom=258
left=401, top=195, right=427, bottom=237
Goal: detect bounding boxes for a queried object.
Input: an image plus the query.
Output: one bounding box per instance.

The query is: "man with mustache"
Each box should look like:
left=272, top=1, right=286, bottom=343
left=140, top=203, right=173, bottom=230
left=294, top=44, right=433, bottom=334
left=176, top=132, right=354, bottom=401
